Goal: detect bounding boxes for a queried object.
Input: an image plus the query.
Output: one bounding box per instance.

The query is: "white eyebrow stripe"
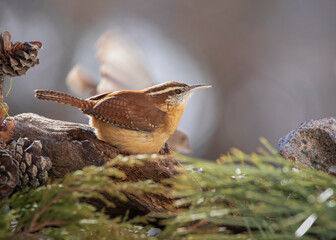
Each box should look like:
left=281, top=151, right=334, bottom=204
left=149, top=87, right=180, bottom=95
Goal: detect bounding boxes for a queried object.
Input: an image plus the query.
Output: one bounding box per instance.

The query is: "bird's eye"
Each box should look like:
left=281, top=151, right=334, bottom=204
left=175, top=89, right=182, bottom=94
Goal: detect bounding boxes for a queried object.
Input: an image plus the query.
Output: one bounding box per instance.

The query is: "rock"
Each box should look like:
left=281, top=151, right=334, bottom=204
left=278, top=117, right=336, bottom=173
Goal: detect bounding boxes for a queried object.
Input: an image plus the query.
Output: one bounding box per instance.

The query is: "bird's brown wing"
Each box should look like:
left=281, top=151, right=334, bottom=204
left=87, top=92, right=111, bottom=101
left=83, top=95, right=166, bottom=132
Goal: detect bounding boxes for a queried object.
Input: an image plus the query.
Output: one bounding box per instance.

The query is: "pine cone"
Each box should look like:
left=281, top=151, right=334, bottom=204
left=0, top=148, right=19, bottom=200
left=9, top=137, right=52, bottom=191
left=0, top=31, right=42, bottom=76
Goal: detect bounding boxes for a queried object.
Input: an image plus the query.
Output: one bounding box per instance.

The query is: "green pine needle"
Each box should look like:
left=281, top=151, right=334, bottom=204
left=1, top=76, right=14, bottom=120
left=0, top=102, right=11, bottom=120
left=6, top=77, right=13, bottom=97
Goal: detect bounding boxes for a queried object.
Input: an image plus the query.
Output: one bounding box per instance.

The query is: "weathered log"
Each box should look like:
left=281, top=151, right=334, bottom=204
left=10, top=113, right=180, bottom=217
left=13, top=113, right=117, bottom=178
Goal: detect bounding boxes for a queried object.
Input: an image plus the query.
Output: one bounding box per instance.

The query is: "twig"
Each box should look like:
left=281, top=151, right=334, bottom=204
left=28, top=192, right=65, bottom=232
left=8, top=192, right=67, bottom=240
left=8, top=189, right=81, bottom=239
left=189, top=219, right=208, bottom=231
left=29, top=220, right=68, bottom=232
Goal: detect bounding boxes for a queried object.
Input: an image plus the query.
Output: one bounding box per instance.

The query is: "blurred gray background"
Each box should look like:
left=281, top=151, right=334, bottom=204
left=1, top=0, right=336, bottom=159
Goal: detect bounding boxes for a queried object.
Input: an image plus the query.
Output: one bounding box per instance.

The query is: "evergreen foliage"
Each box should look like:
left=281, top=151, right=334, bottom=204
left=0, top=159, right=162, bottom=240
left=1, top=140, right=335, bottom=239
left=160, top=139, right=336, bottom=239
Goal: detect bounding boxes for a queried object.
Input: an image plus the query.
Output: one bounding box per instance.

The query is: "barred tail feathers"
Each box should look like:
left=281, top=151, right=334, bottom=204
left=34, top=89, right=93, bottom=110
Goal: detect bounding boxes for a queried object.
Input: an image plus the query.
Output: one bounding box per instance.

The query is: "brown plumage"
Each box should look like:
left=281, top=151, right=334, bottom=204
left=35, top=81, right=211, bottom=154
left=84, top=92, right=166, bottom=131
left=35, top=90, right=94, bottom=110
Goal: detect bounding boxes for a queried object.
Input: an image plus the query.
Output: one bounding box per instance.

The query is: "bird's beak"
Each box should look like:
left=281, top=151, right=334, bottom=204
left=189, top=84, right=212, bottom=91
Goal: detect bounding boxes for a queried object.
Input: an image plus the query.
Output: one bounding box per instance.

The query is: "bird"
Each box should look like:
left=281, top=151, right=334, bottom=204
left=35, top=81, right=210, bottom=154
left=66, top=31, right=196, bottom=154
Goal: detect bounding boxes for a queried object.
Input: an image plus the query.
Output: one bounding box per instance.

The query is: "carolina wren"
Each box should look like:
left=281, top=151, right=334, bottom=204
left=35, top=82, right=211, bottom=154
